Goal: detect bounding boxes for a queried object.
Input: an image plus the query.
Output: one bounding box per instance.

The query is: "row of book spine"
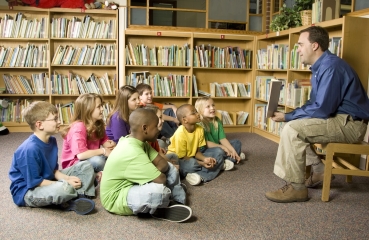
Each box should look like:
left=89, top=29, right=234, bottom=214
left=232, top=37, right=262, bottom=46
left=256, top=44, right=289, bottom=70
left=209, top=82, right=251, bottom=98
left=1, top=98, right=31, bottom=122
left=2, top=72, right=116, bottom=95
left=2, top=73, right=49, bottom=95
left=125, top=42, right=190, bottom=67
left=0, top=99, right=113, bottom=124
left=0, top=13, right=47, bottom=39
left=125, top=73, right=191, bottom=97
left=254, top=104, right=284, bottom=135
left=194, top=45, right=252, bottom=69
left=51, top=16, right=116, bottom=39
left=52, top=43, right=116, bottom=66
left=51, top=72, right=116, bottom=95
left=0, top=43, right=48, bottom=68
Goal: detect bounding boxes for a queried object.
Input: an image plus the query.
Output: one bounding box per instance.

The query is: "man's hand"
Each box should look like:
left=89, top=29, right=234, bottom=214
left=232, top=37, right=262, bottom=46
left=66, top=176, right=82, bottom=189
left=271, top=112, right=285, bottom=122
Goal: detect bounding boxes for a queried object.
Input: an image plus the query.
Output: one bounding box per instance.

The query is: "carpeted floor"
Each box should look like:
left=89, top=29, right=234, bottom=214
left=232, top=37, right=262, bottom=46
left=1, top=132, right=369, bottom=240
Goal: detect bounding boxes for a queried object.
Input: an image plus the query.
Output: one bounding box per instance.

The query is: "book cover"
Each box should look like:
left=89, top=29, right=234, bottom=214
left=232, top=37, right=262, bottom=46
left=266, top=79, right=282, bottom=118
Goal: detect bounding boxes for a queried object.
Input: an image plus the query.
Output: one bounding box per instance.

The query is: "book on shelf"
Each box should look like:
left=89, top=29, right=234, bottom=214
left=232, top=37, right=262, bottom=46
left=198, top=90, right=211, bottom=97
left=192, top=75, right=198, bottom=97
left=237, top=111, right=249, bottom=125
left=266, top=79, right=283, bottom=118
left=254, top=103, right=267, bottom=130
left=217, top=110, right=234, bottom=125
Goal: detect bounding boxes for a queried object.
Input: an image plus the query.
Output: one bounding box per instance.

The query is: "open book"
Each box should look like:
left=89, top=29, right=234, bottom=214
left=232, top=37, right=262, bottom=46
left=266, top=79, right=283, bottom=118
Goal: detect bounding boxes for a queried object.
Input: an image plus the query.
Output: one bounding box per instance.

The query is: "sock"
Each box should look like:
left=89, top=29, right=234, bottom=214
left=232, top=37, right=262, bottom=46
left=312, top=162, right=325, bottom=173
left=291, top=182, right=306, bottom=190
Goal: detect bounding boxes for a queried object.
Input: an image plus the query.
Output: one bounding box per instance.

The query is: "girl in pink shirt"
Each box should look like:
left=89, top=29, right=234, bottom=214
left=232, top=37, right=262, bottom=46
left=61, top=93, right=116, bottom=172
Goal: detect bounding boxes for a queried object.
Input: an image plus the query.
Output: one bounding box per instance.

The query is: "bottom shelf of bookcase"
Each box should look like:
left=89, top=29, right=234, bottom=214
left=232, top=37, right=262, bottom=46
left=3, top=122, right=32, bottom=132
left=223, top=125, right=251, bottom=133
left=252, top=127, right=280, bottom=143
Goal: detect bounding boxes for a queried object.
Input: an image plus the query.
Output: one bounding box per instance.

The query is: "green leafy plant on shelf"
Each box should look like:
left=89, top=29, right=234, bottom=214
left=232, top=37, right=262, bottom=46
left=294, top=0, right=313, bottom=11
left=270, top=3, right=302, bottom=32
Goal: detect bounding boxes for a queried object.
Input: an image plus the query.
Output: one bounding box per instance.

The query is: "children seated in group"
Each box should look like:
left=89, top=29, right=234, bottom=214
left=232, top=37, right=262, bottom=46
left=167, top=104, right=234, bottom=186
left=105, top=85, right=140, bottom=143
left=100, top=108, right=192, bottom=223
left=195, top=96, right=245, bottom=164
left=142, top=104, right=179, bottom=170
left=9, top=101, right=96, bottom=215
left=60, top=93, right=116, bottom=174
left=136, top=83, right=178, bottom=139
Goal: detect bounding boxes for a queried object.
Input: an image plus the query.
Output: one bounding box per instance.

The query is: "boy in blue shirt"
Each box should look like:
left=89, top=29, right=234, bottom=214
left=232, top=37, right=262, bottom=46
left=9, top=101, right=96, bottom=215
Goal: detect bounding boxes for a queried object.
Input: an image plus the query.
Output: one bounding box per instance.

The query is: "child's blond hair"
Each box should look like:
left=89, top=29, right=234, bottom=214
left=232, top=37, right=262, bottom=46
left=22, top=101, right=58, bottom=131
left=61, top=93, right=105, bottom=140
left=195, top=96, right=219, bottom=132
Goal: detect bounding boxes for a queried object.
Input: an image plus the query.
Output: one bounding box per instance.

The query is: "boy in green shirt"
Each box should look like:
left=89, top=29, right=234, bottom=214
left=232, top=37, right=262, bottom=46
left=100, top=108, right=191, bottom=223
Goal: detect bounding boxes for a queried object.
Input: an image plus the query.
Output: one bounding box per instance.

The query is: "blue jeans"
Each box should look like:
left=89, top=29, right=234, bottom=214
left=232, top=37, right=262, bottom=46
left=24, top=161, right=96, bottom=207
left=225, top=139, right=242, bottom=163
left=126, top=162, right=186, bottom=215
left=160, top=108, right=178, bottom=138
left=86, top=154, right=107, bottom=172
left=179, top=147, right=224, bottom=182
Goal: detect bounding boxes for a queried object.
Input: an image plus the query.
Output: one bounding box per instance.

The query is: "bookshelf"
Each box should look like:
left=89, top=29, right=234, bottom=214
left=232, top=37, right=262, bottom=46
left=253, top=16, right=369, bottom=143
left=0, top=7, right=118, bottom=132
left=122, top=30, right=255, bottom=133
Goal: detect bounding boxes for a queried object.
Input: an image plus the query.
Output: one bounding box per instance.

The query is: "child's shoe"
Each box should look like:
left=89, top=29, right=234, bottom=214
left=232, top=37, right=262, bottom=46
left=185, top=173, right=201, bottom=186
left=223, top=159, right=234, bottom=171
left=240, top=152, right=246, bottom=160
left=60, top=196, right=95, bottom=215
left=94, top=171, right=103, bottom=187
left=151, top=204, right=192, bottom=223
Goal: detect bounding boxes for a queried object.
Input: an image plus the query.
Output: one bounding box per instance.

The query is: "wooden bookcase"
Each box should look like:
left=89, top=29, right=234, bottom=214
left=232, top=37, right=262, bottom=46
left=253, top=16, right=369, bottom=143
left=122, top=30, right=255, bottom=133
left=0, top=7, right=118, bottom=132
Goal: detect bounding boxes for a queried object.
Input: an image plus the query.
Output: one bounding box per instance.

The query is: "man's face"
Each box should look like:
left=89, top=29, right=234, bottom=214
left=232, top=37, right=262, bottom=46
left=297, top=32, right=315, bottom=65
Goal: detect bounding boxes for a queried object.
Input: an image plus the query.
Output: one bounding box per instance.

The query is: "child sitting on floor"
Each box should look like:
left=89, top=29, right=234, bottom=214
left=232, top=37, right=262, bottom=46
left=195, top=96, right=245, bottom=164
left=167, top=104, right=233, bottom=186
left=9, top=101, right=96, bottom=215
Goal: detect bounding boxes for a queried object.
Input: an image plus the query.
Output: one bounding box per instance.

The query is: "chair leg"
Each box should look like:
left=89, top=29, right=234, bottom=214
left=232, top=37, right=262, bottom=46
left=346, top=175, right=352, bottom=183
left=321, top=147, right=334, bottom=202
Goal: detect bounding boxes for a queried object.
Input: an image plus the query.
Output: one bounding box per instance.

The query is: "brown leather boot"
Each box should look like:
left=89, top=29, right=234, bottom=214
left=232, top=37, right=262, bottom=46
left=265, top=184, right=309, bottom=203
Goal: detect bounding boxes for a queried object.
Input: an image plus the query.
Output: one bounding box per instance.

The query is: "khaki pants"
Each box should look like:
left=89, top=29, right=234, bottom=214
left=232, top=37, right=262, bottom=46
left=274, top=114, right=367, bottom=183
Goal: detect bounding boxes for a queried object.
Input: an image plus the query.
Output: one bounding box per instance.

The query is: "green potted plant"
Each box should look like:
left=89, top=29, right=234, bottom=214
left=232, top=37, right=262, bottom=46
left=294, top=0, right=313, bottom=11
left=294, top=0, right=313, bottom=26
left=270, top=4, right=302, bottom=32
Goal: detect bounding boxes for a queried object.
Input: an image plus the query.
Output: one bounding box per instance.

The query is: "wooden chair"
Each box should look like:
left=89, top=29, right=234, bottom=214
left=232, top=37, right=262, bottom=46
left=311, top=142, right=369, bottom=201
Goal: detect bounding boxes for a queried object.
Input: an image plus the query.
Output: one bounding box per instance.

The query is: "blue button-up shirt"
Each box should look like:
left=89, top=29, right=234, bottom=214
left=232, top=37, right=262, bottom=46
left=285, top=51, right=369, bottom=121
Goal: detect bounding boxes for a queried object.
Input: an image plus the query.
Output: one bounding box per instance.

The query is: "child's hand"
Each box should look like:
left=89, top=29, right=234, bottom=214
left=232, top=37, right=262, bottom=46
left=66, top=176, right=82, bottom=189
left=221, top=146, right=231, bottom=156
left=202, top=157, right=216, bottom=168
left=229, top=150, right=241, bottom=164
left=160, top=147, right=167, bottom=154
left=104, top=147, right=113, bottom=157
left=105, top=140, right=116, bottom=150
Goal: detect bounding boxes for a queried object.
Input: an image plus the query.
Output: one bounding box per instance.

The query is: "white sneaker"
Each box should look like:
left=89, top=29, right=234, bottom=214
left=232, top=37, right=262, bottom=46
left=185, top=173, right=201, bottom=186
left=240, top=152, right=246, bottom=160
left=223, top=159, right=234, bottom=171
